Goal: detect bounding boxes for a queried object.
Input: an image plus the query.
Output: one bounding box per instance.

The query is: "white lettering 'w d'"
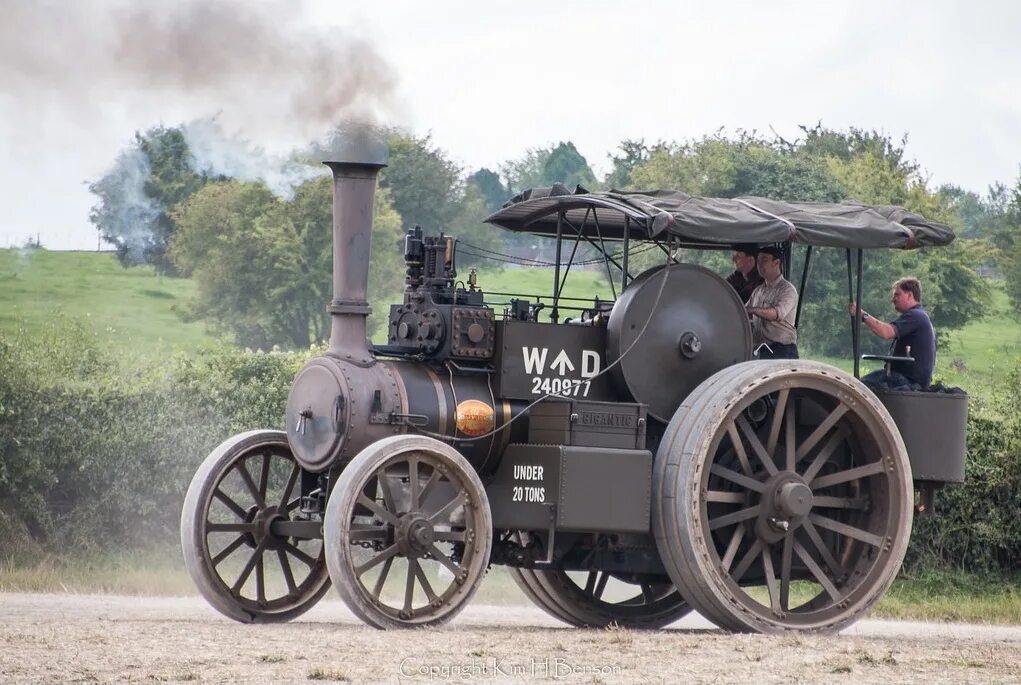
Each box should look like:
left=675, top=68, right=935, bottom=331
left=522, top=347, right=548, bottom=374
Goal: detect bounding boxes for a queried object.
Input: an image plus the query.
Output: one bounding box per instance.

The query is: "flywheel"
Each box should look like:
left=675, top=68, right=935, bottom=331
left=607, top=263, right=752, bottom=422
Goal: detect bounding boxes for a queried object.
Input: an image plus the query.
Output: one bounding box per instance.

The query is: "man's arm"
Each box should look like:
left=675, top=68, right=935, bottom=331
left=750, top=285, right=796, bottom=322
left=847, top=303, right=896, bottom=340
left=747, top=305, right=778, bottom=321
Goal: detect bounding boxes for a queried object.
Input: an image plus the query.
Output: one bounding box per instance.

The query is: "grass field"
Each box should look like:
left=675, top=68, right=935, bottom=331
left=7, top=248, right=1017, bottom=384
left=0, top=248, right=219, bottom=359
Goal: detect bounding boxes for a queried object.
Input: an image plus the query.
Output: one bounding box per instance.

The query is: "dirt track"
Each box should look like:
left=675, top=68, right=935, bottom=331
left=2, top=592, right=1020, bottom=684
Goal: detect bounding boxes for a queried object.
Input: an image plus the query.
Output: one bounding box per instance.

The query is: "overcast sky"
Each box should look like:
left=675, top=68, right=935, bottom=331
left=2, top=0, right=1019, bottom=250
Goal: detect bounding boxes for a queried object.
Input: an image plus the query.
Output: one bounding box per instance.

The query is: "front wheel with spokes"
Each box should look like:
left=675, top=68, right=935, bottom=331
left=181, top=430, right=331, bottom=623
left=323, top=435, right=492, bottom=629
left=653, top=360, right=913, bottom=634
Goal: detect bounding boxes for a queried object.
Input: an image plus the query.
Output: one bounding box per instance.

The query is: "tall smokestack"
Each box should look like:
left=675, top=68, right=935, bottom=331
left=324, top=160, right=385, bottom=365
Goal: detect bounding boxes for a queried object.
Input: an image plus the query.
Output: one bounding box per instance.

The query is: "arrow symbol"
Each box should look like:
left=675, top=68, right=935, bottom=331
left=550, top=349, right=575, bottom=375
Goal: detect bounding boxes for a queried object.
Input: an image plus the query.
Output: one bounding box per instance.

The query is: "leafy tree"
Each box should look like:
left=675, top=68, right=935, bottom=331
left=170, top=176, right=404, bottom=349
left=89, top=126, right=212, bottom=275
left=468, top=168, right=510, bottom=213
left=501, top=146, right=553, bottom=194
left=380, top=130, right=462, bottom=233
left=996, top=175, right=1021, bottom=316
left=605, top=139, right=650, bottom=190
left=542, top=141, right=596, bottom=189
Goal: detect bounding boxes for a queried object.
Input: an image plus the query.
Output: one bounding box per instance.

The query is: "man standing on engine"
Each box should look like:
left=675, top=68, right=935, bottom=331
left=725, top=243, right=763, bottom=303
left=746, top=246, right=799, bottom=359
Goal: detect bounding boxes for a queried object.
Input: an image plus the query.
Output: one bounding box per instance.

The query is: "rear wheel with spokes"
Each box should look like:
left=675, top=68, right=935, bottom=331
left=181, top=430, right=330, bottom=623
left=520, top=567, right=690, bottom=628
left=324, top=435, right=492, bottom=629
left=653, top=360, right=913, bottom=634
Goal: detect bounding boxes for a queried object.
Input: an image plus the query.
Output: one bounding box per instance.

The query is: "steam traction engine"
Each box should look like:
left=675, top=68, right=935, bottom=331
left=182, top=157, right=968, bottom=633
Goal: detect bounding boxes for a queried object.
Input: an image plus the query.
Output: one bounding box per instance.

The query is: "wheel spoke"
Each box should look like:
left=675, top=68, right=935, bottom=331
left=784, top=401, right=797, bottom=471
left=375, top=473, right=399, bottom=517
left=765, top=389, right=790, bottom=458
left=286, top=496, right=303, bottom=513
left=583, top=571, right=609, bottom=600
left=794, top=404, right=849, bottom=462
left=418, top=469, right=442, bottom=506
left=284, top=541, right=317, bottom=568
left=357, top=494, right=399, bottom=526
left=428, top=490, right=467, bottom=524
left=354, top=544, right=399, bottom=576
left=761, top=548, right=780, bottom=614
left=371, top=556, right=394, bottom=598
left=709, top=464, right=766, bottom=493
left=349, top=524, right=390, bottom=542
left=709, top=505, right=761, bottom=530
left=433, top=529, right=467, bottom=542
left=736, top=415, right=778, bottom=475
left=721, top=525, right=746, bottom=571
left=236, top=461, right=266, bottom=509
left=403, top=561, right=416, bottom=613
left=811, top=461, right=885, bottom=490
left=426, top=543, right=462, bottom=576
left=256, top=554, right=266, bottom=603
left=277, top=549, right=297, bottom=594
left=279, top=464, right=300, bottom=510
left=725, top=422, right=753, bottom=476
left=213, top=489, right=248, bottom=520
left=231, top=540, right=267, bottom=593
left=808, top=513, right=883, bottom=547
left=780, top=535, right=793, bottom=611
left=258, top=453, right=271, bottom=503
left=706, top=490, right=746, bottom=504
left=800, top=429, right=848, bottom=483
left=793, top=539, right=841, bottom=601
left=801, top=520, right=845, bottom=578
left=212, top=535, right=247, bottom=567
left=408, top=456, right=420, bottom=511
left=732, top=539, right=763, bottom=581
left=410, top=557, right=438, bottom=602
left=207, top=522, right=257, bottom=533
left=811, top=495, right=869, bottom=510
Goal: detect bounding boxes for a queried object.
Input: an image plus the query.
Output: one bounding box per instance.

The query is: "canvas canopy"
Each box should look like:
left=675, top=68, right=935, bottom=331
left=484, top=186, right=955, bottom=249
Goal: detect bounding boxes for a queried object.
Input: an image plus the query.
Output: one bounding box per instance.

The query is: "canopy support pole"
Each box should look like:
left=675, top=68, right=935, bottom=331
left=846, top=249, right=857, bottom=375
left=552, top=210, right=563, bottom=324
left=591, top=209, right=617, bottom=300
left=794, top=245, right=813, bottom=329
left=621, top=216, right=631, bottom=291
left=853, top=249, right=865, bottom=379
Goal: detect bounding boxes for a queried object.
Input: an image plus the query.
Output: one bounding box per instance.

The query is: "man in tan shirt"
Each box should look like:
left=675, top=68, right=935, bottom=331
left=745, top=246, right=799, bottom=359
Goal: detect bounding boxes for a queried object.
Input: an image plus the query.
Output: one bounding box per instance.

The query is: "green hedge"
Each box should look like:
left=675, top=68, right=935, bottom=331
left=2, top=320, right=1020, bottom=576
left=0, top=322, right=303, bottom=555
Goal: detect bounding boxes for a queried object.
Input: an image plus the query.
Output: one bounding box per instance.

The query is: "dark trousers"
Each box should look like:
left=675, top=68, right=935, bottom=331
left=757, top=341, right=799, bottom=360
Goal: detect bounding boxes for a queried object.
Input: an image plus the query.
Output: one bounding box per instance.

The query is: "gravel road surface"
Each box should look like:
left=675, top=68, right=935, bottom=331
left=2, top=592, right=1020, bottom=683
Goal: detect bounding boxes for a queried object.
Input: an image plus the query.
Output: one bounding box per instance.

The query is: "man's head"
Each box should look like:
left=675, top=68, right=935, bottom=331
left=891, top=277, right=921, bottom=312
left=756, top=246, right=783, bottom=281
left=730, top=244, right=758, bottom=275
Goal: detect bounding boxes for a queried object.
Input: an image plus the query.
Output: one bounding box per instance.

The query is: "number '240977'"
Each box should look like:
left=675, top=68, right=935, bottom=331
left=530, top=377, right=591, bottom=397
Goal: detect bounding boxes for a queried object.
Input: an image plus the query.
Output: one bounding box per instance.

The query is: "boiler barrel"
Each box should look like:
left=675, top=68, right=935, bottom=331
left=391, top=361, right=529, bottom=474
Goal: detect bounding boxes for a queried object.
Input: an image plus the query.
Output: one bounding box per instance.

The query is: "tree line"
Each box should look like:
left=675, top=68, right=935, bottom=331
left=88, top=124, right=1021, bottom=355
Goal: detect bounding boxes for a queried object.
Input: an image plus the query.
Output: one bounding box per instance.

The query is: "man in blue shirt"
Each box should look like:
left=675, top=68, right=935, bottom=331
left=848, top=277, right=935, bottom=388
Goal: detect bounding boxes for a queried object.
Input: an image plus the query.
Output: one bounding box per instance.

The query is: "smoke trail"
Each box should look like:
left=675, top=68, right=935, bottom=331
left=87, top=146, right=163, bottom=264
left=0, top=0, right=398, bottom=252
left=0, top=1, right=397, bottom=141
